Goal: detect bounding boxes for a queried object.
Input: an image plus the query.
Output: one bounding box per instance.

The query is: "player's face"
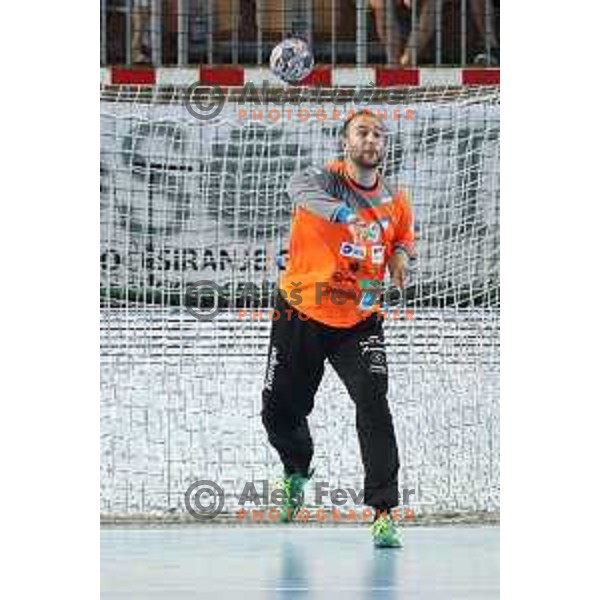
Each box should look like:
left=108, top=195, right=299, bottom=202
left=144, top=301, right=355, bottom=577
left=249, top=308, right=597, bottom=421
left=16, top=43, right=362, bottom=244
left=344, top=116, right=387, bottom=169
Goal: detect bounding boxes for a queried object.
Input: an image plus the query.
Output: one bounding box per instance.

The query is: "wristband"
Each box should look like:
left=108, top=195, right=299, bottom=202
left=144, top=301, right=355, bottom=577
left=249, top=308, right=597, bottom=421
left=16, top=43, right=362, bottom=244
left=394, top=245, right=412, bottom=260
left=331, top=205, right=357, bottom=224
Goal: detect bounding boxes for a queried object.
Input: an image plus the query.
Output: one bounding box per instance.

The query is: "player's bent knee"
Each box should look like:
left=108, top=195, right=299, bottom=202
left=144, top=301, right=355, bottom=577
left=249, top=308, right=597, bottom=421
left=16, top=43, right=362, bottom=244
left=356, top=398, right=394, bottom=429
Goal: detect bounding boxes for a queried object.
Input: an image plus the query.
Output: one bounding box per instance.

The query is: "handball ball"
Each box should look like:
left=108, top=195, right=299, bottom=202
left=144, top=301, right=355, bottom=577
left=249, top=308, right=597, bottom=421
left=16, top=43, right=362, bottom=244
left=270, top=38, right=314, bottom=84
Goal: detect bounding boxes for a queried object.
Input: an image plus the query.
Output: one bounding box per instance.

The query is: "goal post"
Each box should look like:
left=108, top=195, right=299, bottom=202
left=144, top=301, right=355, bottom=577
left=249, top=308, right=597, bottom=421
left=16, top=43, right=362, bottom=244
left=100, top=80, right=499, bottom=520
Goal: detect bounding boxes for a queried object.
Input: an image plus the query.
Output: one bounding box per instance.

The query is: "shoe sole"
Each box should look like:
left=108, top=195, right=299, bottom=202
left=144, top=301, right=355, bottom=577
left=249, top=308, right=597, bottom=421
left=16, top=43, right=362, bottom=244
left=374, top=541, right=403, bottom=548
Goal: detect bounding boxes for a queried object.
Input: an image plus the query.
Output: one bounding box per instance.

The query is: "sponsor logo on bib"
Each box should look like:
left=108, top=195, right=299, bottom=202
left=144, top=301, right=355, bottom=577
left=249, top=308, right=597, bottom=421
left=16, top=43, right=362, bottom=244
left=372, top=245, right=385, bottom=265
left=340, top=242, right=367, bottom=260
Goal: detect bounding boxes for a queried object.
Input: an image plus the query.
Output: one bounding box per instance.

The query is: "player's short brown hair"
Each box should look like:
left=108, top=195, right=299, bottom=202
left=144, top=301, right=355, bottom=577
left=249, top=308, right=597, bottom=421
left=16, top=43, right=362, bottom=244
left=340, top=109, right=387, bottom=138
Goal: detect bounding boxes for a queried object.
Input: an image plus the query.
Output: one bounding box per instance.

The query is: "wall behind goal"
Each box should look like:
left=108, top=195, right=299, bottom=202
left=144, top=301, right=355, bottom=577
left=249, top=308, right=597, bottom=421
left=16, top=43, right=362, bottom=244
left=100, top=88, right=499, bottom=517
left=101, top=94, right=499, bottom=306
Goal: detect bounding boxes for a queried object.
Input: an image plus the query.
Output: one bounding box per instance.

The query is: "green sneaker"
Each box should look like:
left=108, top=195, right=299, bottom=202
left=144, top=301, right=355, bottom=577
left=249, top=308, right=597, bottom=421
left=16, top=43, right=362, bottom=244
left=371, top=513, right=403, bottom=548
left=277, top=469, right=314, bottom=523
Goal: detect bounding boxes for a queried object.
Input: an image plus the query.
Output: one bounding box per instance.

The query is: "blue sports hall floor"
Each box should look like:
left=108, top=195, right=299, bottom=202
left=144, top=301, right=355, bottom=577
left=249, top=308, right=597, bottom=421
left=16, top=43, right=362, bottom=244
left=101, top=524, right=499, bottom=599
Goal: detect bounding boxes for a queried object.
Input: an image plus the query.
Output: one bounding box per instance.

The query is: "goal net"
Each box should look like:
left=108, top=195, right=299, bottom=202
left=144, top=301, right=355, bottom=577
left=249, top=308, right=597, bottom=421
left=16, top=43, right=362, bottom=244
left=100, top=82, right=499, bottom=521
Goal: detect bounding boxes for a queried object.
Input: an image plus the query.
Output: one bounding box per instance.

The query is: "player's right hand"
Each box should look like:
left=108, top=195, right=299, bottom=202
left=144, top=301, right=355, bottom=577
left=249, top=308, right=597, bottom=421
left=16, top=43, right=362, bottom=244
left=387, top=252, right=408, bottom=289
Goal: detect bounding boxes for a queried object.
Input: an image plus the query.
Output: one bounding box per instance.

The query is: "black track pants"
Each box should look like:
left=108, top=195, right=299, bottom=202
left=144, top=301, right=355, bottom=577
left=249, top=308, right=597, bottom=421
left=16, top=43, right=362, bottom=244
left=261, top=292, right=400, bottom=510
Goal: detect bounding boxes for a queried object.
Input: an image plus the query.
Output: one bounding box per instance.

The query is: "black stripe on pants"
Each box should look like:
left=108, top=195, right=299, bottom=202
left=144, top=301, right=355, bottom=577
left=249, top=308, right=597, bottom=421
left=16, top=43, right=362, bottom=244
left=261, top=292, right=399, bottom=511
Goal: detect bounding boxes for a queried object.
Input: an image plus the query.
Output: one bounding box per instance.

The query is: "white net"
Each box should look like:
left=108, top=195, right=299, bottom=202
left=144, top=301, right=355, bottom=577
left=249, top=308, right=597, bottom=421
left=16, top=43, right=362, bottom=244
left=100, top=84, right=499, bottom=520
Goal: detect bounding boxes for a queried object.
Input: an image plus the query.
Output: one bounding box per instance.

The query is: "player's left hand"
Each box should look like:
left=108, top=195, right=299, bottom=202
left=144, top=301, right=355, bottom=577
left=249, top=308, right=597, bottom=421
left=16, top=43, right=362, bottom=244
left=387, top=252, right=408, bottom=289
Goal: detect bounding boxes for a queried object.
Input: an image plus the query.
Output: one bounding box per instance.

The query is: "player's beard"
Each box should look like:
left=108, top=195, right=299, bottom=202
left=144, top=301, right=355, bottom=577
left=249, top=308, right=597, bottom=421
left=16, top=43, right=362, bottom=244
left=348, top=145, right=384, bottom=169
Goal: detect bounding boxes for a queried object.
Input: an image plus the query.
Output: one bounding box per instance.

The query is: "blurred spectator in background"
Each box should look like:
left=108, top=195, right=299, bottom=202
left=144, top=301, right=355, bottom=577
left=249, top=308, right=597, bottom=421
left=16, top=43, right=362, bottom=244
left=240, top=0, right=258, bottom=43
left=132, top=0, right=150, bottom=64
left=369, top=0, right=412, bottom=67
left=103, top=0, right=498, bottom=67
left=370, top=0, right=499, bottom=66
left=397, top=0, right=498, bottom=66
left=398, top=0, right=444, bottom=66
left=470, top=0, right=499, bottom=65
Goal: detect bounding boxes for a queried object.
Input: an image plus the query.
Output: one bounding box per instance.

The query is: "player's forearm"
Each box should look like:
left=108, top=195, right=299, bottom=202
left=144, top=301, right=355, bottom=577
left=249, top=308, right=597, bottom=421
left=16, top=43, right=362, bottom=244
left=393, top=198, right=417, bottom=259
left=288, top=167, right=351, bottom=222
left=387, top=252, right=408, bottom=289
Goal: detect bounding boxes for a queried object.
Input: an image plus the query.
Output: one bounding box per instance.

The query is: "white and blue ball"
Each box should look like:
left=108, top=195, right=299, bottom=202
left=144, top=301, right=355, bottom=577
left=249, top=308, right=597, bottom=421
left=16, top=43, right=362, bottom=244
left=269, top=38, right=314, bottom=84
